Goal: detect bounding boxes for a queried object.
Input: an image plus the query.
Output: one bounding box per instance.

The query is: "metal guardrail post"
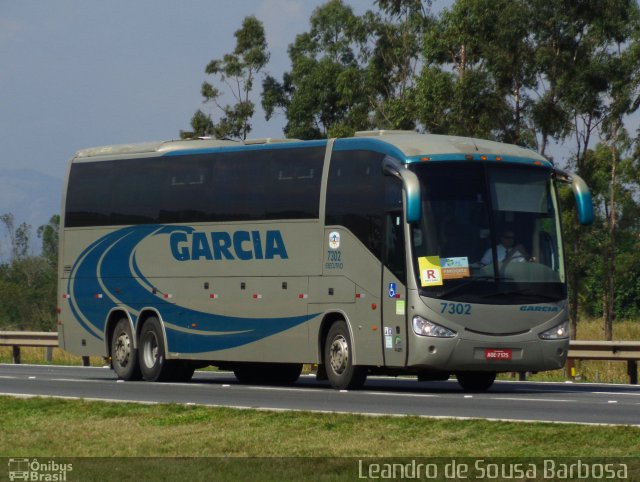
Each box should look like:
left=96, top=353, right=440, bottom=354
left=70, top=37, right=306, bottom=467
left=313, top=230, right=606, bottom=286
left=567, top=340, right=640, bottom=385
left=628, top=360, right=638, bottom=385
left=12, top=346, right=21, bottom=364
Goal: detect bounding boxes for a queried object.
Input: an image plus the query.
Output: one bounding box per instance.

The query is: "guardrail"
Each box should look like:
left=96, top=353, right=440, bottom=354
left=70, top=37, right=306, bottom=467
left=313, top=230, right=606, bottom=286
left=567, top=340, right=640, bottom=385
left=0, top=331, right=90, bottom=366
left=1, top=332, right=638, bottom=383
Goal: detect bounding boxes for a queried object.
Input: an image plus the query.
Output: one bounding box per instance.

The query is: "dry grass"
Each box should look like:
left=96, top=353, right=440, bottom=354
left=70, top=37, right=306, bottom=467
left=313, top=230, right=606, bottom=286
left=527, top=318, right=640, bottom=384
left=0, top=346, right=104, bottom=366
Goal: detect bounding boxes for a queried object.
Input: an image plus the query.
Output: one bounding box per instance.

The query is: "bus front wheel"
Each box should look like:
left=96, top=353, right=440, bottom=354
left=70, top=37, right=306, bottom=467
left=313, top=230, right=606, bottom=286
left=111, top=318, right=141, bottom=381
left=456, top=371, right=496, bottom=392
left=324, top=320, right=367, bottom=390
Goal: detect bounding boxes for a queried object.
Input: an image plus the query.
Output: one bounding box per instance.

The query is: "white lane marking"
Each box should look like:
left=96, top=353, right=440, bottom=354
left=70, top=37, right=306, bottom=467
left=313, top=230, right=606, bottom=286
left=596, top=392, right=640, bottom=397
left=492, top=397, right=574, bottom=403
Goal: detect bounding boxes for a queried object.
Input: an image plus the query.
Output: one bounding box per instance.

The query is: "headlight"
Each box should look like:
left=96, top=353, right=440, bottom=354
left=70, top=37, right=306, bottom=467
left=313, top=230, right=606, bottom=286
left=412, top=316, right=456, bottom=338
left=539, top=320, right=569, bottom=340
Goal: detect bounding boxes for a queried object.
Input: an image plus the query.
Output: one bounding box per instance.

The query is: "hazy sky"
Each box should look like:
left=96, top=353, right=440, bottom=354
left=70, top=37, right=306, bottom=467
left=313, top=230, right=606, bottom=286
left=2, top=1, right=636, bottom=181
left=1, top=0, right=373, bottom=179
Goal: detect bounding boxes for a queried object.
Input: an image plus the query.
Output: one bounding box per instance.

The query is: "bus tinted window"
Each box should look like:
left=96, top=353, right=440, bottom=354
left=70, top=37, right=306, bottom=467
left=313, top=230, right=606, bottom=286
left=65, top=161, right=114, bottom=227
left=325, top=150, right=386, bottom=257
left=64, top=146, right=324, bottom=227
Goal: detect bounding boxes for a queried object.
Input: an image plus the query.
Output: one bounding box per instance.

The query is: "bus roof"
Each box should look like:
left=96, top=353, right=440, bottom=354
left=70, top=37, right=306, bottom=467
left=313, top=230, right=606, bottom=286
left=72, top=130, right=551, bottom=167
left=337, top=130, right=552, bottom=167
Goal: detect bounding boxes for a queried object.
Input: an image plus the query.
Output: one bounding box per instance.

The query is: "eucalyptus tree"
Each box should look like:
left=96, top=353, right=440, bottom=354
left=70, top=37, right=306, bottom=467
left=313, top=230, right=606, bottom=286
left=182, top=16, right=269, bottom=140
left=262, top=0, right=370, bottom=139
left=415, top=0, right=536, bottom=145
left=363, top=0, right=433, bottom=130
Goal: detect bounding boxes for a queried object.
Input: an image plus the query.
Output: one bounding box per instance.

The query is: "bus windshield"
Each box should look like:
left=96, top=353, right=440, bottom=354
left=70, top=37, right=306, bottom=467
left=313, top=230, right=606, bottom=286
left=410, top=162, right=566, bottom=305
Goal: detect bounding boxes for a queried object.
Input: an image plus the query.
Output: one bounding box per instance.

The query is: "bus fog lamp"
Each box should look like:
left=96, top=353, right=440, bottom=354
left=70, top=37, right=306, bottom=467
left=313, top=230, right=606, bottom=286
left=412, top=316, right=456, bottom=338
left=539, top=321, right=569, bottom=340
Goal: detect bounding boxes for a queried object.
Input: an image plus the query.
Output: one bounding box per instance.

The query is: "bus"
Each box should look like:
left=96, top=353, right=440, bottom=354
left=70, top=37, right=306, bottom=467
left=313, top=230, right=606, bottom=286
left=57, top=130, right=593, bottom=391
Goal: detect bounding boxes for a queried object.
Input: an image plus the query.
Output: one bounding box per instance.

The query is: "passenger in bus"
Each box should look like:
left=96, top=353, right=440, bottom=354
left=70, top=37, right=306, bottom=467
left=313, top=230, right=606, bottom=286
left=480, top=229, right=528, bottom=266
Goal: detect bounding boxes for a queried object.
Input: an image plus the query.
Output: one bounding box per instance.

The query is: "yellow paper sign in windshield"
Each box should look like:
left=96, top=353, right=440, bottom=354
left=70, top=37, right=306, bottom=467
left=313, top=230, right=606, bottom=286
left=418, top=256, right=443, bottom=287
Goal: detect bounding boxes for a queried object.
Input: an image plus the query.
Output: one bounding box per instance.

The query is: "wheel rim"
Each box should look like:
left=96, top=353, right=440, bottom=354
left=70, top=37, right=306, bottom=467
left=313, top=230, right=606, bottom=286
left=142, top=331, right=159, bottom=369
left=114, top=331, right=131, bottom=367
left=329, top=334, right=349, bottom=375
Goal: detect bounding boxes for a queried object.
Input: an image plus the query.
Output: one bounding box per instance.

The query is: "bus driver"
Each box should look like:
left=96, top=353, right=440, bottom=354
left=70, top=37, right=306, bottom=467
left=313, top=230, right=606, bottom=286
left=481, top=229, right=528, bottom=266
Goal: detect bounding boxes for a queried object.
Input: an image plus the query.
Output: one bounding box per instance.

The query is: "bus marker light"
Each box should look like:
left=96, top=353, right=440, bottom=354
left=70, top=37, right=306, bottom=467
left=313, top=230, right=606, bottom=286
left=298, top=293, right=308, bottom=299
left=94, top=293, right=103, bottom=299
left=164, top=293, right=173, bottom=299
left=371, top=304, right=377, bottom=310
left=209, top=293, right=218, bottom=299
left=252, top=293, right=262, bottom=299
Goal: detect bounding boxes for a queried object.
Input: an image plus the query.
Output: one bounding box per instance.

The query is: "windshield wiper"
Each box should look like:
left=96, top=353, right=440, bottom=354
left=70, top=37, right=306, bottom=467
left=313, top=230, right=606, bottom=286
left=435, top=276, right=512, bottom=299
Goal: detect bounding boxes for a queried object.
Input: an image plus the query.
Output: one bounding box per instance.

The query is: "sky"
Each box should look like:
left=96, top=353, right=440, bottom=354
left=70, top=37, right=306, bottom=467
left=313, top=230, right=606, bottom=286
left=1, top=1, right=637, bottom=182
left=0, top=0, right=374, bottom=179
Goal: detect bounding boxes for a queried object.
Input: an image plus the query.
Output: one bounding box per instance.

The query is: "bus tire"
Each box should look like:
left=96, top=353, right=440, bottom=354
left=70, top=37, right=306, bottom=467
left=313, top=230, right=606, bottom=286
left=138, top=317, right=173, bottom=382
left=111, top=318, right=141, bottom=381
left=324, top=320, right=367, bottom=390
left=456, top=371, right=496, bottom=392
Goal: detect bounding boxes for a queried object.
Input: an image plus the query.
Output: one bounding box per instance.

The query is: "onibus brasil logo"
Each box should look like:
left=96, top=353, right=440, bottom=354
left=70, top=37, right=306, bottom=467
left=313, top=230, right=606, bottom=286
left=8, top=459, right=73, bottom=481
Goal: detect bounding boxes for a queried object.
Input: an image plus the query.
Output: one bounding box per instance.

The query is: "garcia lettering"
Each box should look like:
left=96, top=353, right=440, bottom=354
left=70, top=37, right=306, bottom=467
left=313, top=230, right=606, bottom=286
left=170, top=230, right=288, bottom=261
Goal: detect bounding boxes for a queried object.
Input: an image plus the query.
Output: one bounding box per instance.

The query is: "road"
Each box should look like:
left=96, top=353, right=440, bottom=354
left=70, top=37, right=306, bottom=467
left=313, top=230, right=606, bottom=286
left=0, top=364, right=639, bottom=426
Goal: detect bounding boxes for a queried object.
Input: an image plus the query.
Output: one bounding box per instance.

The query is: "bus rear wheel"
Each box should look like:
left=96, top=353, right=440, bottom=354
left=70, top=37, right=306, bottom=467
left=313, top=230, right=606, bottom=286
left=111, top=318, right=141, bottom=381
left=456, top=371, right=496, bottom=392
left=324, top=320, right=367, bottom=390
left=138, top=317, right=194, bottom=382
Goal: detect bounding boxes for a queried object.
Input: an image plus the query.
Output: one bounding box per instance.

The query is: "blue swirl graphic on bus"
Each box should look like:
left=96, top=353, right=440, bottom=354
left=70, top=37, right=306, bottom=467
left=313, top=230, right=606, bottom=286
left=67, top=225, right=315, bottom=353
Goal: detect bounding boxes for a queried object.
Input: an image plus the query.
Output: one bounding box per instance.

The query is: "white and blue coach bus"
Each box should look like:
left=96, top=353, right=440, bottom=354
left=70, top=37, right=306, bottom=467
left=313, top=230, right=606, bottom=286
left=57, top=131, right=593, bottom=391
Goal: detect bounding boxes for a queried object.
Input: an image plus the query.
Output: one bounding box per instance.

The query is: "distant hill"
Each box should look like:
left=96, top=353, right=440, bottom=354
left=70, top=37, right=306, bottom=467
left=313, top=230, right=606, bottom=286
left=0, top=169, right=62, bottom=256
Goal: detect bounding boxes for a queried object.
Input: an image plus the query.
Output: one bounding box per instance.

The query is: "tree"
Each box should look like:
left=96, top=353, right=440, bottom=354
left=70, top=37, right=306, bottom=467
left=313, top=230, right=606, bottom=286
left=262, top=0, right=370, bottom=138
left=364, top=0, right=433, bottom=130
left=0, top=213, right=57, bottom=331
left=416, top=0, right=536, bottom=145
left=37, top=214, right=60, bottom=267
left=1, top=213, right=31, bottom=261
left=181, top=16, right=269, bottom=140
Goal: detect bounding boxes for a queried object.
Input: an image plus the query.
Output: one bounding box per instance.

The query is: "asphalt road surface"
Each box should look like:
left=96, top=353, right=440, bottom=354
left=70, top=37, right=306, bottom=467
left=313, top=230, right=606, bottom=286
left=1, top=364, right=638, bottom=426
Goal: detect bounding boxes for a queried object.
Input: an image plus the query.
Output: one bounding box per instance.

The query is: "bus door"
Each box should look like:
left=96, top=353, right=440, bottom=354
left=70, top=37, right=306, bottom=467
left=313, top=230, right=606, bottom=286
left=381, top=210, right=408, bottom=367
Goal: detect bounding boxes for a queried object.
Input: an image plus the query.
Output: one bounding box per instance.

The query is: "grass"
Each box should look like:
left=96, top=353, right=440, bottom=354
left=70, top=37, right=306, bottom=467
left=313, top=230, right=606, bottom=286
left=1, top=319, right=639, bottom=480
left=1, top=397, right=638, bottom=480
left=1, top=396, right=638, bottom=458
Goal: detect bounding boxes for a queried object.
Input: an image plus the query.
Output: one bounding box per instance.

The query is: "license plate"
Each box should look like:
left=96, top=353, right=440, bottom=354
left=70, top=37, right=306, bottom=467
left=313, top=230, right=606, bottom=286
left=484, top=348, right=512, bottom=360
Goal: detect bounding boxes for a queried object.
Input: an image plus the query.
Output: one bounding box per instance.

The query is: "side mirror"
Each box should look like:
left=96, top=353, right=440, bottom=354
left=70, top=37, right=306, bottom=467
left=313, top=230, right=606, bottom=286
left=383, top=157, right=421, bottom=223
left=555, top=170, right=594, bottom=225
